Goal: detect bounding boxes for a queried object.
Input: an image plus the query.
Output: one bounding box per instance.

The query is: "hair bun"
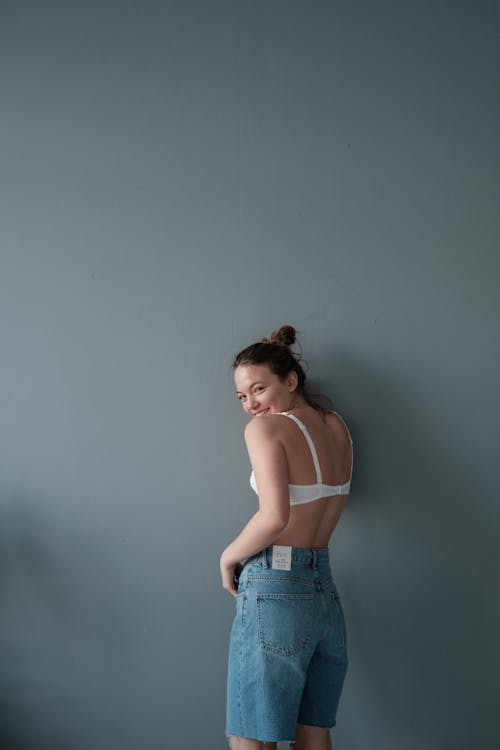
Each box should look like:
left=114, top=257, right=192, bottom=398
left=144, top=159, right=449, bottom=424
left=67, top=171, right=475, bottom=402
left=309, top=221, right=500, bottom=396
left=269, top=325, right=296, bottom=348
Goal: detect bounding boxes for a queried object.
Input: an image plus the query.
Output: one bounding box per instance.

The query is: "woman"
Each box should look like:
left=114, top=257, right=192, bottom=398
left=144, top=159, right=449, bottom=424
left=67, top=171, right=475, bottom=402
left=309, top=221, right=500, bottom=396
left=220, top=325, right=354, bottom=750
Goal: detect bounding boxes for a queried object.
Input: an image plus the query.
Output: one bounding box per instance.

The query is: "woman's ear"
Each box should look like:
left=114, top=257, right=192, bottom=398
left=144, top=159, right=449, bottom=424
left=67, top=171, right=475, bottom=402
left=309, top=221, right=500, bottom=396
left=287, top=372, right=298, bottom=392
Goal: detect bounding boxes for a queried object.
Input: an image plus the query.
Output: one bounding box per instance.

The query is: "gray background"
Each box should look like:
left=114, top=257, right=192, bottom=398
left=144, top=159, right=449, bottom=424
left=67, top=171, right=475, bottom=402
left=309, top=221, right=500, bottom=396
left=1, top=1, right=499, bottom=748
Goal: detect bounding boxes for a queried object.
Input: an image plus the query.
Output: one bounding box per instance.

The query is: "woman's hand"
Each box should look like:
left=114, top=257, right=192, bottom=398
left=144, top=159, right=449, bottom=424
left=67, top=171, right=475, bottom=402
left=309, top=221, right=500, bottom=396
left=220, top=552, right=243, bottom=597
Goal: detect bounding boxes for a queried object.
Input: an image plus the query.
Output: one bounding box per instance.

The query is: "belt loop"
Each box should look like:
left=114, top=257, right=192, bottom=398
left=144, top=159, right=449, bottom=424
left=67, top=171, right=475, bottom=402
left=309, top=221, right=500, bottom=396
left=260, top=547, right=269, bottom=569
left=312, top=549, right=318, bottom=569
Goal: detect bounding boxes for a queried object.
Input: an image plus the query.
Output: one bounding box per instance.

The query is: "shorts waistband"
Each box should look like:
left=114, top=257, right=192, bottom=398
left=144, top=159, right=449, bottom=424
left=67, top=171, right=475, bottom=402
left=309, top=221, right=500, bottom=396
left=248, top=545, right=330, bottom=569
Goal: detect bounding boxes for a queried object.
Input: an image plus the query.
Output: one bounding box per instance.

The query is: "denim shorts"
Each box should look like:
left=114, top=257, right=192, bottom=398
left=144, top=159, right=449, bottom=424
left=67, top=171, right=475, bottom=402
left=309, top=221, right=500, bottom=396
left=225, top=546, right=348, bottom=744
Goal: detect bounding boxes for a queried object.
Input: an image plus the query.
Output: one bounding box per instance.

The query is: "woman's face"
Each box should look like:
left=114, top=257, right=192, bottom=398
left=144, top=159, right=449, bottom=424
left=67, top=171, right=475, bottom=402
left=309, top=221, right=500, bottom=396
left=234, top=363, right=297, bottom=417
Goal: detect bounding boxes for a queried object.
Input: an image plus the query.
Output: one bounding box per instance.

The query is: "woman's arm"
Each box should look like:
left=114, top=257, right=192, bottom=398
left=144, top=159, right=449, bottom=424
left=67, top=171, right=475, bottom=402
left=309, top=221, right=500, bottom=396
left=220, top=417, right=290, bottom=594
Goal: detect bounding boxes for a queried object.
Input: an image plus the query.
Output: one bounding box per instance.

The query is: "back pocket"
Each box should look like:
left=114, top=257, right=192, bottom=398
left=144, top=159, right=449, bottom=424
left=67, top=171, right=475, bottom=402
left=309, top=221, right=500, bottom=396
left=256, top=592, right=314, bottom=656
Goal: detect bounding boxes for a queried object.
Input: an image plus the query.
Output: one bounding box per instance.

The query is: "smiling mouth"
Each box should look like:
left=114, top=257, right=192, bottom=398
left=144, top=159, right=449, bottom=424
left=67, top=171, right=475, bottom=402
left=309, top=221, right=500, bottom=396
left=255, top=409, right=270, bottom=416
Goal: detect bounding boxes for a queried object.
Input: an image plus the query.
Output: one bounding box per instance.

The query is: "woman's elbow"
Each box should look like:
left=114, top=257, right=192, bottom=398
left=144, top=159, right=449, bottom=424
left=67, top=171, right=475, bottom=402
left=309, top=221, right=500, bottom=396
left=260, top=508, right=289, bottom=533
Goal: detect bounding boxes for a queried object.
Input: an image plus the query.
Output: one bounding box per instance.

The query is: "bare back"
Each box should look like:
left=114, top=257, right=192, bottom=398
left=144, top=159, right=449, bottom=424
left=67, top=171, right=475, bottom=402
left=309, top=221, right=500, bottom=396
left=270, top=408, right=353, bottom=548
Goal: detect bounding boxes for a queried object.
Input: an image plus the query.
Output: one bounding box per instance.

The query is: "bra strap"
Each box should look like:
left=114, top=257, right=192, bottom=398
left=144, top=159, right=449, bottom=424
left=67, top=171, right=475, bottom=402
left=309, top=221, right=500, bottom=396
left=281, top=413, right=322, bottom=484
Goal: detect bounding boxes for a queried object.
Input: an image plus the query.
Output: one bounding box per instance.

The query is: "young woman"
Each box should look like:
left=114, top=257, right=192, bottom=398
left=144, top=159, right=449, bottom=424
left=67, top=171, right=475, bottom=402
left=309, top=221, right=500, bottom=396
left=220, top=325, right=354, bottom=750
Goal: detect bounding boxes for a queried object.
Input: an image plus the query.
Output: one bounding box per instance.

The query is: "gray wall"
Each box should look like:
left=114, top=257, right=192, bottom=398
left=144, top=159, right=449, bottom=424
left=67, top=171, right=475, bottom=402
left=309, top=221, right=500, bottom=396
left=1, top=1, right=498, bottom=748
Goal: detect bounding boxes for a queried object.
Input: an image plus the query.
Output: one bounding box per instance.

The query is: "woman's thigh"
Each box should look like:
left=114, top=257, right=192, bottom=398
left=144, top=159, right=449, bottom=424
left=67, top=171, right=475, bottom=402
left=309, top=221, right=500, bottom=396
left=293, top=723, right=332, bottom=750
left=226, top=725, right=331, bottom=750
left=227, top=736, right=277, bottom=750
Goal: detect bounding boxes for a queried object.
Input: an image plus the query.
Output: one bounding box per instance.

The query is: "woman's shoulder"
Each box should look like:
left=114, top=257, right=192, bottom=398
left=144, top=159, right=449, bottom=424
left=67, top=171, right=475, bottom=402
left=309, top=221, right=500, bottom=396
left=243, top=413, right=291, bottom=440
left=324, top=409, right=353, bottom=445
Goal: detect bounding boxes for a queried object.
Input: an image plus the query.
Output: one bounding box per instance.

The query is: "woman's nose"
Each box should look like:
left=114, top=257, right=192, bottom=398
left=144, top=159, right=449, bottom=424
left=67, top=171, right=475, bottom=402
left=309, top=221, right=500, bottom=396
left=247, top=396, right=258, bottom=411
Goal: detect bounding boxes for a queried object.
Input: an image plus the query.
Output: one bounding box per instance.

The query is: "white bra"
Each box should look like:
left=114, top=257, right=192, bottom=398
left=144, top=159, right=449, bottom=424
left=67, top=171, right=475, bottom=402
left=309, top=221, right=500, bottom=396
left=249, top=410, right=353, bottom=505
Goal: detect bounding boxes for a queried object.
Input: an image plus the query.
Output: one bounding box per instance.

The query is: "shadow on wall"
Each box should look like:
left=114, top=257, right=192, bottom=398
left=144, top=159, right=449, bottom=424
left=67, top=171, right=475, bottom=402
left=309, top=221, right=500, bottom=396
left=0, top=711, right=61, bottom=750
left=0, top=499, right=72, bottom=749
left=0, top=725, right=31, bottom=750
left=0, top=489, right=181, bottom=750
left=320, top=347, right=498, bottom=748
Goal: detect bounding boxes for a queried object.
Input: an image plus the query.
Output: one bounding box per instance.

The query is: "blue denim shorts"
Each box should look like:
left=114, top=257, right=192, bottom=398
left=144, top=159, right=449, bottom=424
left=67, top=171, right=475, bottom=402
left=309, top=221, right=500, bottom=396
left=225, top=546, right=348, bottom=744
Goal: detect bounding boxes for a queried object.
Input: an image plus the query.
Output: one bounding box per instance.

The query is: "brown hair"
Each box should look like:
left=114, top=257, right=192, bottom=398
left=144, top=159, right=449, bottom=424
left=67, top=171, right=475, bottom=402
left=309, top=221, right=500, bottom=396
left=232, top=325, right=330, bottom=416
